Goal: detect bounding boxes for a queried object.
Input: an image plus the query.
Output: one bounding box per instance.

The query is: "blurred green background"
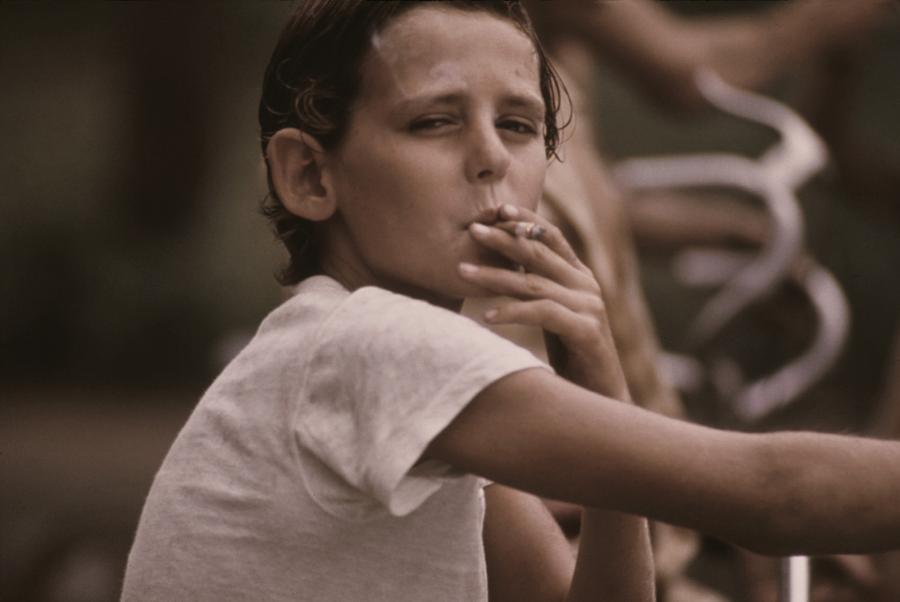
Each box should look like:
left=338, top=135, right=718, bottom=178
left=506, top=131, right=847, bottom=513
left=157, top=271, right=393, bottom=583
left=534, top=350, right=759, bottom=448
left=1, top=2, right=898, bottom=600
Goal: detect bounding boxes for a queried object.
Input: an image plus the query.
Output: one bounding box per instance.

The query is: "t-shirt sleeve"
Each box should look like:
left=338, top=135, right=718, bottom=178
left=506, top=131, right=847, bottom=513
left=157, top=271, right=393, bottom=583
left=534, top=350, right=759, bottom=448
left=293, top=286, right=548, bottom=521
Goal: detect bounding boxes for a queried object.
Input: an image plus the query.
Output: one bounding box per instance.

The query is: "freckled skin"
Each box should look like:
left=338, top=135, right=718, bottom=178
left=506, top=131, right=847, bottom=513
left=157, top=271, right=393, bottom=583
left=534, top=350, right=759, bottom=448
left=319, top=6, right=548, bottom=309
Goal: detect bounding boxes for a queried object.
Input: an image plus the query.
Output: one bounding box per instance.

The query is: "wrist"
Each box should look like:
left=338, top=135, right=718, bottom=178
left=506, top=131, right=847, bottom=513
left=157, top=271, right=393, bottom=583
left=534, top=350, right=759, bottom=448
left=565, top=356, right=631, bottom=402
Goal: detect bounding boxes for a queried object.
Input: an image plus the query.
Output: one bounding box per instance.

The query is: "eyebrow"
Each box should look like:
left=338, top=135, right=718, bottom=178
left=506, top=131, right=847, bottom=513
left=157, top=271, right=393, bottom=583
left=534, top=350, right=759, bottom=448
left=393, top=90, right=545, bottom=117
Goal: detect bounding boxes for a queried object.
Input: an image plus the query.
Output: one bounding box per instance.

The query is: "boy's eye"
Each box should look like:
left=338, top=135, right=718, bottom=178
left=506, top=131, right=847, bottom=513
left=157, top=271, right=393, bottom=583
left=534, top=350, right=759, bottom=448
left=498, top=119, right=538, bottom=136
left=409, top=117, right=456, bottom=131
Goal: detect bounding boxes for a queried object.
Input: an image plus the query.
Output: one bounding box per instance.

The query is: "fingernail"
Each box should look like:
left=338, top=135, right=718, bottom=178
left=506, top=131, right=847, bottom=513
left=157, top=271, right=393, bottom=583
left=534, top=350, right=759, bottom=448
left=501, top=204, right=519, bottom=218
left=459, top=262, right=478, bottom=275
left=514, top=222, right=527, bottom=237
left=470, top=223, right=490, bottom=236
left=484, top=308, right=498, bottom=321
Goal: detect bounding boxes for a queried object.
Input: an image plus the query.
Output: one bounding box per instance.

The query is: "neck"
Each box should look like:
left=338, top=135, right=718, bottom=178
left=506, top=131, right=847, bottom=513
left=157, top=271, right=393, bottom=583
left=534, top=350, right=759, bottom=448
left=318, top=219, right=464, bottom=313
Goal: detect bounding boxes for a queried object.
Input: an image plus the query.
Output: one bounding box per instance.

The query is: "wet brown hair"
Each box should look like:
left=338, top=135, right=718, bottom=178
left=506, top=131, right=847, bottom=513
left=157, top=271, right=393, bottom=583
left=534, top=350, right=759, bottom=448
left=259, top=0, right=567, bottom=285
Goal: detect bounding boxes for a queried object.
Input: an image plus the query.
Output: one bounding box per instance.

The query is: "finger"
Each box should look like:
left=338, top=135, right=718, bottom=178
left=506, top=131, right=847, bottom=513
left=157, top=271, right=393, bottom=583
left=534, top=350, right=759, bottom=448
left=498, top=204, right=582, bottom=268
left=484, top=298, right=599, bottom=343
left=458, top=262, right=582, bottom=307
left=468, top=222, right=590, bottom=289
left=494, top=219, right=588, bottom=276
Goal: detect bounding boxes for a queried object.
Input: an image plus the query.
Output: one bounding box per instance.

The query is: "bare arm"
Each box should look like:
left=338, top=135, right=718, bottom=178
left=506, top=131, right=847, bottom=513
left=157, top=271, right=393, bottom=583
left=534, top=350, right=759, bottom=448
left=482, top=483, right=656, bottom=602
left=426, top=367, right=900, bottom=556
left=482, top=485, right=576, bottom=602
left=532, top=0, right=891, bottom=110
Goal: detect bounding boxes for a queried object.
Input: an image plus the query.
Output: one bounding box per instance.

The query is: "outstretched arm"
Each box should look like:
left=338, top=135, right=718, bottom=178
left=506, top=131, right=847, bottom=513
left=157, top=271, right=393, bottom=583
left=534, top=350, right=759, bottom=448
left=426, top=367, right=900, bottom=556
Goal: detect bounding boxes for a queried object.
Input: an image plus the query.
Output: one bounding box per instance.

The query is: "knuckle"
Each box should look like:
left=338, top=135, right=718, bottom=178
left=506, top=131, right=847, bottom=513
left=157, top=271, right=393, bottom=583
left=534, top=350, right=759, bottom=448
left=536, top=298, right=557, bottom=315
left=581, top=279, right=604, bottom=302
left=585, top=294, right=605, bottom=316
left=523, top=273, right=543, bottom=296
left=579, top=316, right=604, bottom=342
left=545, top=222, right=563, bottom=240
left=528, top=240, right=549, bottom=263
left=571, top=261, right=595, bottom=281
left=571, top=290, right=601, bottom=315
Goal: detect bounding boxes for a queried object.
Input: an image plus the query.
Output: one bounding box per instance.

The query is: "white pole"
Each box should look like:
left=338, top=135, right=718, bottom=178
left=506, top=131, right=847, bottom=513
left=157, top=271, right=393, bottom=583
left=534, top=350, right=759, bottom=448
left=780, top=556, right=810, bottom=602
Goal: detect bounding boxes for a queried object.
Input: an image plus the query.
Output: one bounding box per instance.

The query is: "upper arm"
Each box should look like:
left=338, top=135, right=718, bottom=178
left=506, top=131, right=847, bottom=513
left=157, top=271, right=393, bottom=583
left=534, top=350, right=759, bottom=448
left=424, top=367, right=767, bottom=538
left=483, top=484, right=574, bottom=602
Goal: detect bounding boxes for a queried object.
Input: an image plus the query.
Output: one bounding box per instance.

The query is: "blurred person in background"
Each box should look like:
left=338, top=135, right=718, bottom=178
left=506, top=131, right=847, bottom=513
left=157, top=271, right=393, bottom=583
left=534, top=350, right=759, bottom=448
left=511, top=0, right=898, bottom=600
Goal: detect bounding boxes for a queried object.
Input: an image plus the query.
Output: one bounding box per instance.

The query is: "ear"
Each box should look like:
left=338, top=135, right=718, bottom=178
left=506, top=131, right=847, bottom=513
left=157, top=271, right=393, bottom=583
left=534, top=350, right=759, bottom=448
left=266, top=128, right=336, bottom=221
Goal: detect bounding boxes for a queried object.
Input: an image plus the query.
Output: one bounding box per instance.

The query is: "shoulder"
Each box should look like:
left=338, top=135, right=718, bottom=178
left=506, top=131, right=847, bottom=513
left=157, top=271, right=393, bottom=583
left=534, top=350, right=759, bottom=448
left=300, top=279, right=527, bottom=362
left=276, top=275, right=472, bottom=337
left=319, top=285, right=549, bottom=379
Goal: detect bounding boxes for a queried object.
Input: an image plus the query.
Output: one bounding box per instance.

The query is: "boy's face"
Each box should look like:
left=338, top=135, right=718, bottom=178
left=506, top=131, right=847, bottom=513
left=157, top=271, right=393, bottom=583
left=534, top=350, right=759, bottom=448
left=319, top=6, right=547, bottom=308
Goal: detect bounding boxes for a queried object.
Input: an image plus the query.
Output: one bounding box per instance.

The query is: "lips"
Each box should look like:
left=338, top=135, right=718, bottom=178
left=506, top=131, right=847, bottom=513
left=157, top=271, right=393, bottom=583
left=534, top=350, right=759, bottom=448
left=466, top=206, right=501, bottom=229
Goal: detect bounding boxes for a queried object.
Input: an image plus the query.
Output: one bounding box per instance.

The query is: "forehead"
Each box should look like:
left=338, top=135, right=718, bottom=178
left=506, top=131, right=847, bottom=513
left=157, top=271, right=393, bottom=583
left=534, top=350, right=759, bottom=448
left=359, top=6, right=541, bottom=106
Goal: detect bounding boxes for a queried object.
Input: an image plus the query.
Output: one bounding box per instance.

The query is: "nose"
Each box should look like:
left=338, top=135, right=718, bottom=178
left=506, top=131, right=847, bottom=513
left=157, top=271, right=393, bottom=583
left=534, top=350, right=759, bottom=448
left=464, top=120, right=511, bottom=184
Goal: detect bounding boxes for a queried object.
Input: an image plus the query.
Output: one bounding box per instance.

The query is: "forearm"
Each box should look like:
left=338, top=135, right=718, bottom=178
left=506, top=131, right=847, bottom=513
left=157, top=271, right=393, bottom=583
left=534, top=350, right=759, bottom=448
left=430, top=370, right=900, bottom=560
left=562, top=342, right=655, bottom=600
left=541, top=387, right=900, bottom=556
left=549, top=308, right=630, bottom=402
left=626, top=427, right=900, bottom=556
left=566, top=510, right=654, bottom=602
left=560, top=328, right=655, bottom=599
left=751, top=432, right=900, bottom=555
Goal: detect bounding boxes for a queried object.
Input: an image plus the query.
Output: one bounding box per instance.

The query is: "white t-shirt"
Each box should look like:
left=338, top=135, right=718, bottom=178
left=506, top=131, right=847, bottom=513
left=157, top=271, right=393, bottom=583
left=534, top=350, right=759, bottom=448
left=122, top=276, right=547, bottom=601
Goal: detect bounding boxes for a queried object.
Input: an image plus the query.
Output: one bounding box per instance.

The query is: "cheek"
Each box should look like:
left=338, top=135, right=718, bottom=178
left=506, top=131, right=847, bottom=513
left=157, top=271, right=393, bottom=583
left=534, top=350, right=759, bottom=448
left=512, top=153, right=547, bottom=211
left=340, top=140, right=446, bottom=202
left=332, top=149, right=448, bottom=258
left=339, top=149, right=463, bottom=235
left=525, top=171, right=544, bottom=210
left=333, top=153, right=406, bottom=219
